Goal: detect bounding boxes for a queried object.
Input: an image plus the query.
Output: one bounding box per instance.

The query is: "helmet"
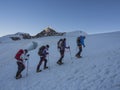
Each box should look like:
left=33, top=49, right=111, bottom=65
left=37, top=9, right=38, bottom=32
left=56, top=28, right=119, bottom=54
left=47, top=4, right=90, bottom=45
left=63, top=38, right=66, bottom=41
left=24, top=49, right=28, bottom=53
left=46, top=45, right=49, bottom=48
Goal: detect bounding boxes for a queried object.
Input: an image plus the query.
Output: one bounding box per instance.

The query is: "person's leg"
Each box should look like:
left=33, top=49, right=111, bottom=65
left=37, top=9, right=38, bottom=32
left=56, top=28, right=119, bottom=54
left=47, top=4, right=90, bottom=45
left=79, top=46, right=82, bottom=57
left=16, top=62, right=20, bottom=78
left=58, top=50, right=64, bottom=63
left=16, top=62, right=25, bottom=78
left=44, top=59, right=48, bottom=69
left=76, top=45, right=82, bottom=57
left=36, top=57, right=43, bottom=71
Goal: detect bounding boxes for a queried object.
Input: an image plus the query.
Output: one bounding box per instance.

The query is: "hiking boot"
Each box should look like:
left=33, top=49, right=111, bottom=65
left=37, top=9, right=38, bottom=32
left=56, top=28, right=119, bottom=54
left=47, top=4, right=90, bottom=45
left=77, top=55, right=82, bottom=58
left=57, top=61, right=61, bottom=64
left=59, top=61, right=63, bottom=64
left=75, top=54, right=79, bottom=57
left=20, top=74, right=22, bottom=78
left=57, top=61, right=63, bottom=65
left=44, top=66, right=48, bottom=70
left=36, top=69, right=42, bottom=73
left=16, top=74, right=22, bottom=79
left=78, top=55, right=82, bottom=58
left=76, top=54, right=82, bottom=58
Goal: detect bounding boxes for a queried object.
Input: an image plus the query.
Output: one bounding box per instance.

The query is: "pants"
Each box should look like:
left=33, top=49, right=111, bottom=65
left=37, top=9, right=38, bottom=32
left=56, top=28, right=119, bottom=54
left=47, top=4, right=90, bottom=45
left=76, top=45, right=82, bottom=56
left=58, top=50, right=65, bottom=62
left=16, top=62, right=25, bottom=77
left=37, top=57, right=47, bottom=70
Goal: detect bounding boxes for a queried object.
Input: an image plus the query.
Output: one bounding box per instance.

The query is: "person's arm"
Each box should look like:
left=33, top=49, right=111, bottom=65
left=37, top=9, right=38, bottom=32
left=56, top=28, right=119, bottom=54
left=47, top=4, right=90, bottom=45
left=20, top=53, right=29, bottom=61
left=64, top=42, right=70, bottom=49
left=43, top=49, right=49, bottom=56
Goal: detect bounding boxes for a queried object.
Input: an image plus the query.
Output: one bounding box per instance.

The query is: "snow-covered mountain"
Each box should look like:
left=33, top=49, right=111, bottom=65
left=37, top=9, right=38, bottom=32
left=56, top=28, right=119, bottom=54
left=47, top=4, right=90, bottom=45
left=0, top=27, right=65, bottom=43
left=0, top=31, right=120, bottom=90
left=0, top=32, right=31, bottom=43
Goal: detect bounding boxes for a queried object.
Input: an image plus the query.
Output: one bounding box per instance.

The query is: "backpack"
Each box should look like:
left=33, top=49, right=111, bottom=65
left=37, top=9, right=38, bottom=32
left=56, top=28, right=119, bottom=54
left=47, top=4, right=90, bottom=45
left=38, top=46, right=46, bottom=56
left=15, top=49, right=24, bottom=60
left=57, top=39, right=63, bottom=48
left=76, top=37, right=81, bottom=46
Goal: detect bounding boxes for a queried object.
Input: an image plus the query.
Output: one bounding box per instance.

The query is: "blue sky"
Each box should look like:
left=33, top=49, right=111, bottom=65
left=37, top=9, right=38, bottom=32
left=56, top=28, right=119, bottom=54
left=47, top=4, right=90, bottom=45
left=0, top=0, right=120, bottom=37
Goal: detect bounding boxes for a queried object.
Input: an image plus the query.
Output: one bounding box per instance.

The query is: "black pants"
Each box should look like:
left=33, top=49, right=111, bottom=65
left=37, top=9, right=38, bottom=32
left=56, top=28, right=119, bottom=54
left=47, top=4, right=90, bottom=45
left=16, top=62, right=25, bottom=77
left=37, top=57, right=47, bottom=70
left=58, top=50, right=65, bottom=63
left=76, top=45, right=82, bottom=56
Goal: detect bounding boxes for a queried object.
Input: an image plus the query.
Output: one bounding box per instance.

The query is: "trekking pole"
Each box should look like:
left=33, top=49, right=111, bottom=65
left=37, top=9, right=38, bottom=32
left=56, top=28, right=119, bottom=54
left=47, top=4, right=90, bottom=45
left=69, top=47, right=72, bottom=60
left=26, top=60, right=29, bottom=76
left=26, top=55, right=29, bottom=76
left=47, top=54, right=50, bottom=71
left=76, top=46, right=78, bottom=51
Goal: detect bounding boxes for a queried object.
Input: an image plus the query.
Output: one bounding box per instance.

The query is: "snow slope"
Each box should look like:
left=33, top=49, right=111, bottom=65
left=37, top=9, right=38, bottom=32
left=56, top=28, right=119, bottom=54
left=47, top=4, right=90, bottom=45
left=0, top=31, right=120, bottom=90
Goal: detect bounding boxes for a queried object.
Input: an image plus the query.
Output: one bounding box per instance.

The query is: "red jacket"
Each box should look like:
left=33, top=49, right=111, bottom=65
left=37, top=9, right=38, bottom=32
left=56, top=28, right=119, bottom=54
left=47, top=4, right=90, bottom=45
left=15, top=49, right=24, bottom=61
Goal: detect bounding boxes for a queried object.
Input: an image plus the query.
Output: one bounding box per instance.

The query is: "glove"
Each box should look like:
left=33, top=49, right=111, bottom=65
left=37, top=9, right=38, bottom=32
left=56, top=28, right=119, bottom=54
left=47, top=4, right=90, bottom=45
left=25, top=59, right=28, bottom=61
left=83, top=45, right=85, bottom=47
left=67, top=46, right=70, bottom=49
left=27, top=54, right=30, bottom=57
left=68, top=46, right=70, bottom=49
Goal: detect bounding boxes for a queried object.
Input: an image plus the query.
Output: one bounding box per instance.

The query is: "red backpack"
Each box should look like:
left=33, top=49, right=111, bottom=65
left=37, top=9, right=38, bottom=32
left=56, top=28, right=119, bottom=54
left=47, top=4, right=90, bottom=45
left=15, top=49, right=24, bottom=60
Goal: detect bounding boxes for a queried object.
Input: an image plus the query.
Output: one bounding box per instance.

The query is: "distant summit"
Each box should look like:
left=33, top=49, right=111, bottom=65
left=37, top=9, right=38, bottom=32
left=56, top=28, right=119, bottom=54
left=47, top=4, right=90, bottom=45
left=34, top=27, right=64, bottom=38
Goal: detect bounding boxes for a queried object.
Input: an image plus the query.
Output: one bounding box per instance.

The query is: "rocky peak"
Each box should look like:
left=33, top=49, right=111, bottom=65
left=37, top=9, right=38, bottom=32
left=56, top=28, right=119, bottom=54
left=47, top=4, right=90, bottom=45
left=35, top=27, right=64, bottom=38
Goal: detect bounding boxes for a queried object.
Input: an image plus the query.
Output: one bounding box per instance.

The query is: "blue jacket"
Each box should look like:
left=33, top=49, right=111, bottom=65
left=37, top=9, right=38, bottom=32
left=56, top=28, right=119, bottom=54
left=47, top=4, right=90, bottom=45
left=78, top=36, right=85, bottom=47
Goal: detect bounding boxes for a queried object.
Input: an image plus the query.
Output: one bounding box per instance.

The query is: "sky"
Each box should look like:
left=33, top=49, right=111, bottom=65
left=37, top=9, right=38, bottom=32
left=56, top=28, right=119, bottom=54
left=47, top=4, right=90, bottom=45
left=0, top=0, right=120, bottom=37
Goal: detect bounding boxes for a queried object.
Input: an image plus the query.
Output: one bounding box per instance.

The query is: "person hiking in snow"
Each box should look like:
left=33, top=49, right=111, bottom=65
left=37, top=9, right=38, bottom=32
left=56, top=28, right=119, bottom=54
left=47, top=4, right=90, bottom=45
left=36, top=45, right=49, bottom=72
left=57, top=38, right=70, bottom=65
left=75, top=36, right=86, bottom=58
left=15, top=49, right=29, bottom=79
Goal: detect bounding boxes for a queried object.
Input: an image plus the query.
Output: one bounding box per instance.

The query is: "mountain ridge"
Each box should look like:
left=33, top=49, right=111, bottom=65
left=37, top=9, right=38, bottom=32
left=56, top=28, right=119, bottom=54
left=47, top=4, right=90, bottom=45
left=0, top=27, right=86, bottom=43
